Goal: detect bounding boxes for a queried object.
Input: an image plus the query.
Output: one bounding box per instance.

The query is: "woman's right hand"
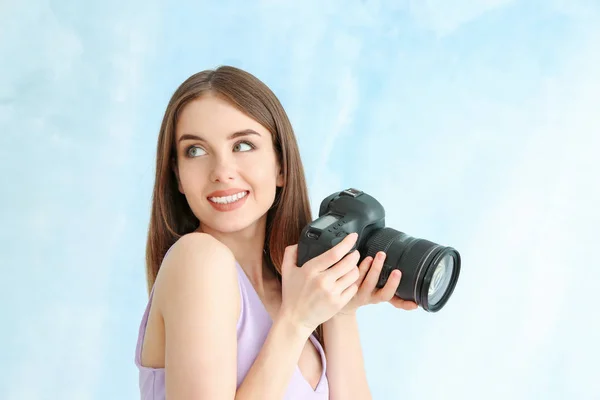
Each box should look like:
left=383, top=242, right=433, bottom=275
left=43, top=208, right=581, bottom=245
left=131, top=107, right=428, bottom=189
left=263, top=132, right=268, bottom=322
left=278, top=232, right=361, bottom=335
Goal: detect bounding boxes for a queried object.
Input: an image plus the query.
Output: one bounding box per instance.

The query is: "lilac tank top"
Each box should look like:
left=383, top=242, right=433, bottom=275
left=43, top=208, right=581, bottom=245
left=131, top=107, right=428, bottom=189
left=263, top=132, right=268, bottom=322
left=134, top=260, right=329, bottom=399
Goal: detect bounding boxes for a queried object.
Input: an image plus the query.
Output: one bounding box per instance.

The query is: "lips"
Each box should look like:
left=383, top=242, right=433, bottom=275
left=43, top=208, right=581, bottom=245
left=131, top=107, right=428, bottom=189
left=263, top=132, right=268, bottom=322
left=206, top=189, right=249, bottom=212
left=206, top=188, right=249, bottom=198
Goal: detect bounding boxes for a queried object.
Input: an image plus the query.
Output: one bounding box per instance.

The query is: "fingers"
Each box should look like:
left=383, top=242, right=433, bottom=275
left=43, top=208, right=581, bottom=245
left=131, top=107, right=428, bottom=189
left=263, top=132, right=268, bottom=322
left=326, top=249, right=360, bottom=281
left=340, top=282, right=359, bottom=304
left=364, top=252, right=404, bottom=305
left=367, top=253, right=417, bottom=310
left=281, top=244, right=298, bottom=274
left=375, top=268, right=402, bottom=302
left=356, top=255, right=372, bottom=285
left=333, top=263, right=360, bottom=294
left=360, top=252, right=385, bottom=296
left=309, top=233, right=358, bottom=273
left=389, top=297, right=419, bottom=310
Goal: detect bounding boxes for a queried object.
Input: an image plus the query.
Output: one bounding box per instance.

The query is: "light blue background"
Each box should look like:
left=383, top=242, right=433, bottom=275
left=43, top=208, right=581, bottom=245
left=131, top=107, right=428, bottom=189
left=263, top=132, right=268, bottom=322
left=2, top=1, right=599, bottom=399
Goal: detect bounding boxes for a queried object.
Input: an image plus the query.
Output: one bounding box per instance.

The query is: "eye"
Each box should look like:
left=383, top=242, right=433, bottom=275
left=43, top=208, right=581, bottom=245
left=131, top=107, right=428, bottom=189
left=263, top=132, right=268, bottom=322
left=233, top=141, right=255, bottom=151
left=187, top=146, right=206, bottom=157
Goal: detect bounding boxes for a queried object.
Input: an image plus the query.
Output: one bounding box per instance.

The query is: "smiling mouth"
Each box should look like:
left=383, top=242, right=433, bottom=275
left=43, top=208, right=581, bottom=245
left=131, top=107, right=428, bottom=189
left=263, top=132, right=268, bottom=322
left=207, top=190, right=249, bottom=204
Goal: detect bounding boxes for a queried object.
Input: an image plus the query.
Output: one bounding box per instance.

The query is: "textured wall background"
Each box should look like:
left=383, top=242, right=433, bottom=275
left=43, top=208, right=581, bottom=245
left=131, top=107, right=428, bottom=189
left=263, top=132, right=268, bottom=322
left=2, top=1, right=599, bottom=399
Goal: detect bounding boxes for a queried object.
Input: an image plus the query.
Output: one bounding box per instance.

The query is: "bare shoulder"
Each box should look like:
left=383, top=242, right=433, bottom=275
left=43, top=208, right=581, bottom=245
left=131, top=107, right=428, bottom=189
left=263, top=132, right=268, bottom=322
left=153, top=232, right=240, bottom=398
left=153, top=231, right=240, bottom=317
left=155, top=232, right=235, bottom=285
left=161, top=232, right=233, bottom=268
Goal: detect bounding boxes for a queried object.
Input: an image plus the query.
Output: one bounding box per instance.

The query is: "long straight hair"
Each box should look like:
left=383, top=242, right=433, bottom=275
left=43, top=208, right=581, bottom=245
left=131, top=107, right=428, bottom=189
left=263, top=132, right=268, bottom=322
left=145, top=66, right=322, bottom=342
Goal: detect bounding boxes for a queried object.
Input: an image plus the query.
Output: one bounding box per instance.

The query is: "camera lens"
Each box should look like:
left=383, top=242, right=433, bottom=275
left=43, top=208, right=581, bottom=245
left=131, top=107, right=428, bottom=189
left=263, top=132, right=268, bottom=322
left=427, top=254, right=454, bottom=306
left=364, top=228, right=461, bottom=312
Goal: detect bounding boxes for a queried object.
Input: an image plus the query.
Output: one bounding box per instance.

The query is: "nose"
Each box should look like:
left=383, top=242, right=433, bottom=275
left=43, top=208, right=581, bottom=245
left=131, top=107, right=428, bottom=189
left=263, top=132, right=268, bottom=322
left=208, top=154, right=237, bottom=183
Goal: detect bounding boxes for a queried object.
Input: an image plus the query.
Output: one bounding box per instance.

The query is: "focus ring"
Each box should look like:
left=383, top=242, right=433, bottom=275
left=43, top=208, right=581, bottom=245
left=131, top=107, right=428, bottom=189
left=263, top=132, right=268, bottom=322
left=365, top=228, right=402, bottom=258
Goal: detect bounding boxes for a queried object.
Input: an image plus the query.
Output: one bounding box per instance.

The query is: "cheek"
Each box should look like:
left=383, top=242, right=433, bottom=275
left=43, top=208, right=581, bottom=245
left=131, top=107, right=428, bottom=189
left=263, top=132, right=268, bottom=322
left=248, top=163, right=279, bottom=185
left=178, top=164, right=206, bottom=190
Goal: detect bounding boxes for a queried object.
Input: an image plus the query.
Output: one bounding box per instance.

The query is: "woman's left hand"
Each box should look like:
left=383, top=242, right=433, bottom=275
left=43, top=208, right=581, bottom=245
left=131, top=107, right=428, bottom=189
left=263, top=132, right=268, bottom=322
left=338, top=251, right=418, bottom=316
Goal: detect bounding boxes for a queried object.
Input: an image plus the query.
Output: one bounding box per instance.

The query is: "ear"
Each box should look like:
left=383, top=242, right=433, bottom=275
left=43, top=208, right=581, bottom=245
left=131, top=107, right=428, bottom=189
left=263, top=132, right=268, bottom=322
left=171, top=158, right=185, bottom=194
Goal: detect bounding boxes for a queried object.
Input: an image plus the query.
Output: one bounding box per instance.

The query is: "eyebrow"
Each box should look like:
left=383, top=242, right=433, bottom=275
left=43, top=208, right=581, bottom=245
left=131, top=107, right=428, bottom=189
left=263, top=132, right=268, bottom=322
left=178, top=129, right=261, bottom=143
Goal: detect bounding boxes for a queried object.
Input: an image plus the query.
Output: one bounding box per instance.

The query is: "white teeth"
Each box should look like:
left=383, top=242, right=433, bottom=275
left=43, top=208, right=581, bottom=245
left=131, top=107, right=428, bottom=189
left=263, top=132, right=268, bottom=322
left=209, top=191, right=248, bottom=204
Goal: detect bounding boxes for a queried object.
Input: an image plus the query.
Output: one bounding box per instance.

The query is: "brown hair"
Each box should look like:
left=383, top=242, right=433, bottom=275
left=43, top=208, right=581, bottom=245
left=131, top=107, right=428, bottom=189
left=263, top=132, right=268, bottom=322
left=145, top=65, right=323, bottom=341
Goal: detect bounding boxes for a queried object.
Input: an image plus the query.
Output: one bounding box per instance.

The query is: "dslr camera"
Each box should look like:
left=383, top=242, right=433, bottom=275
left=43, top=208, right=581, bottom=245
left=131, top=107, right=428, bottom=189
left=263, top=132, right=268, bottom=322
left=297, top=188, right=461, bottom=312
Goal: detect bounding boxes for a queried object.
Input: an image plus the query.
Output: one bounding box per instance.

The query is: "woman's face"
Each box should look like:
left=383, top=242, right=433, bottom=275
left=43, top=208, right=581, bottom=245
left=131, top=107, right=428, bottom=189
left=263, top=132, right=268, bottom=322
left=173, top=94, right=283, bottom=234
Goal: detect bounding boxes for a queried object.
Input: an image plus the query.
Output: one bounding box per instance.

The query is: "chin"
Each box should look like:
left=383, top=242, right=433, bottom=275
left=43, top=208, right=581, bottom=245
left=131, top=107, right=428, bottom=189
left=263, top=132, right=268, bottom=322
left=217, top=222, right=250, bottom=234
left=211, top=213, right=269, bottom=236
left=200, top=215, right=252, bottom=233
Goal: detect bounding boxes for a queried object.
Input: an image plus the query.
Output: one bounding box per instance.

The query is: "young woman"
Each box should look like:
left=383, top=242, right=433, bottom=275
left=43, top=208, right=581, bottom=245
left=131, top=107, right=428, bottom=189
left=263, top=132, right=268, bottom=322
left=134, top=65, right=417, bottom=399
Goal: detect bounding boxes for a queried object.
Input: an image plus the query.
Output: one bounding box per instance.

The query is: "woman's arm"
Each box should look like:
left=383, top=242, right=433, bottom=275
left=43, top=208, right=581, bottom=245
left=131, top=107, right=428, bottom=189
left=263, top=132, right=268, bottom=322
left=323, top=312, right=372, bottom=400
left=236, top=313, right=310, bottom=399
left=156, top=233, right=312, bottom=400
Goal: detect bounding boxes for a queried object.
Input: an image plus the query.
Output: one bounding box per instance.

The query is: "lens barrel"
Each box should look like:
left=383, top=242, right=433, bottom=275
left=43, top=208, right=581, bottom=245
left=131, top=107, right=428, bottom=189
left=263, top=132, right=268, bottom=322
left=364, top=228, right=461, bottom=312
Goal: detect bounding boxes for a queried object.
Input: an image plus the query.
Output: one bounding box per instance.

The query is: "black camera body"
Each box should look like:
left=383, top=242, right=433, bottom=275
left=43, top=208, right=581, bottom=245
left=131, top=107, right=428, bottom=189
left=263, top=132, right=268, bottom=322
left=297, top=188, right=461, bottom=312
left=297, top=188, right=384, bottom=267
